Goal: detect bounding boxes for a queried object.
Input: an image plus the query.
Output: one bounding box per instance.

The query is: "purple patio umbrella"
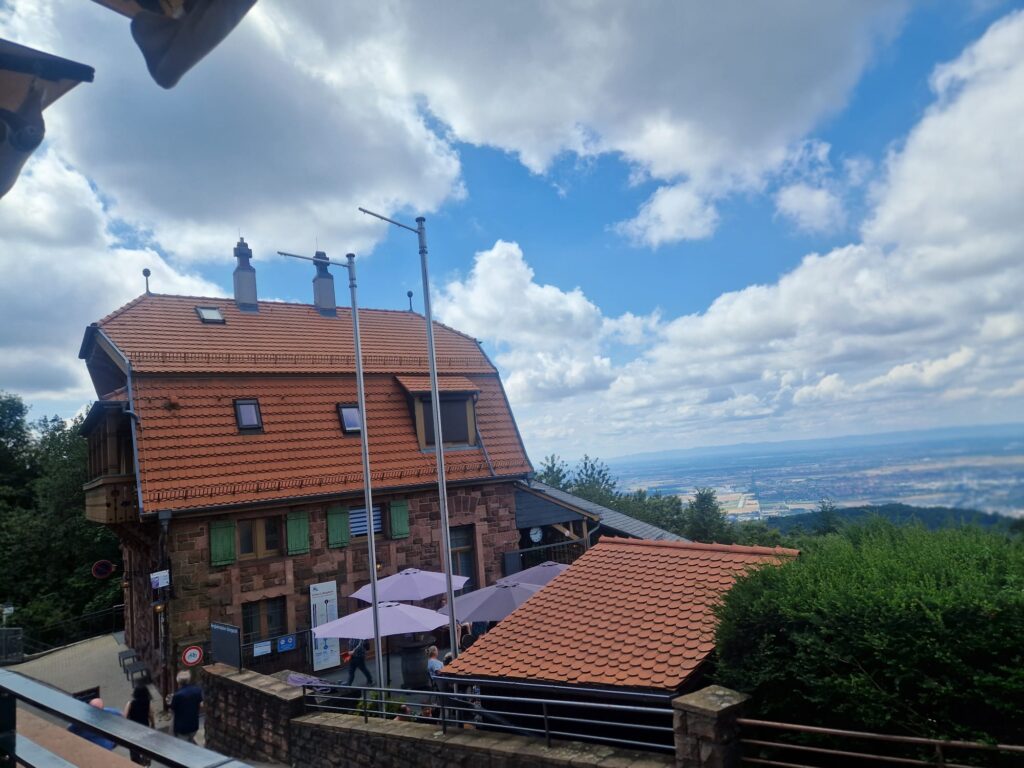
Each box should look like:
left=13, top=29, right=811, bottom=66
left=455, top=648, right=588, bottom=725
left=438, top=581, right=543, bottom=623
left=498, top=560, right=568, bottom=586
left=350, top=568, right=469, bottom=603
left=312, top=601, right=448, bottom=640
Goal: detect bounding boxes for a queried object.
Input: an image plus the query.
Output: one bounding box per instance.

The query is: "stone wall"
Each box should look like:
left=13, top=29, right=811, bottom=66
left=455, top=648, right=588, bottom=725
left=290, top=711, right=674, bottom=768
left=202, top=663, right=304, bottom=764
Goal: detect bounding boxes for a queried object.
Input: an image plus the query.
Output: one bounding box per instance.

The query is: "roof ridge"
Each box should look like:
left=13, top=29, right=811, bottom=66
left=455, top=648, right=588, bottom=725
left=100, top=292, right=445, bottom=318
left=97, top=293, right=150, bottom=325
left=596, top=536, right=799, bottom=557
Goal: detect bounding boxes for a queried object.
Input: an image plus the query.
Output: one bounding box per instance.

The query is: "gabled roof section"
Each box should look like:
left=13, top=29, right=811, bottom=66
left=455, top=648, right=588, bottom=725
left=445, top=538, right=798, bottom=692
left=91, top=294, right=495, bottom=375
left=526, top=481, right=685, bottom=541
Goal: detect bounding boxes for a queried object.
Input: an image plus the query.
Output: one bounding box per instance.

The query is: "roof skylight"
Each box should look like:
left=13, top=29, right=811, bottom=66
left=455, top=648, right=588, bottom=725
left=195, top=306, right=225, bottom=324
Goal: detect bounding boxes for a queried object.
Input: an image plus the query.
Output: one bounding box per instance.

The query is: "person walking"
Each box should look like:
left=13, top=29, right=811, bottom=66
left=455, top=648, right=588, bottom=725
left=345, top=638, right=374, bottom=687
left=123, top=684, right=155, bottom=765
left=169, top=670, right=203, bottom=743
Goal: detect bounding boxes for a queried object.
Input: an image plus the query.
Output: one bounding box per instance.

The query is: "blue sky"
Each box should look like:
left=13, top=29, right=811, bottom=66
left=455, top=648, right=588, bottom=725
left=1, top=0, right=1023, bottom=460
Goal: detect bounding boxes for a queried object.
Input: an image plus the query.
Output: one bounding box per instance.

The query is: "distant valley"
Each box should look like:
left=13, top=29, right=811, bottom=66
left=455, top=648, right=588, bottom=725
left=608, top=423, right=1024, bottom=518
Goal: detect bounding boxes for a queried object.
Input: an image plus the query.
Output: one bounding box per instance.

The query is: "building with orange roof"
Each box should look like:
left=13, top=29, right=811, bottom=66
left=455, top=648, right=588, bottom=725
left=445, top=537, right=798, bottom=695
left=78, top=239, right=536, bottom=695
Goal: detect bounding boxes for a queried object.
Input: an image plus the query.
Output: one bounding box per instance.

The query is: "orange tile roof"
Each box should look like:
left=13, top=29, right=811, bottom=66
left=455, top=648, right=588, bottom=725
left=83, top=294, right=532, bottom=513
left=395, top=375, right=479, bottom=394
left=445, top=538, right=798, bottom=692
left=93, top=294, right=494, bottom=375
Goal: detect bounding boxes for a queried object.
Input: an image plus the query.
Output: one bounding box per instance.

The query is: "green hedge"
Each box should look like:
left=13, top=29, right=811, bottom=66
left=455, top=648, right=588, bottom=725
left=714, top=521, right=1024, bottom=743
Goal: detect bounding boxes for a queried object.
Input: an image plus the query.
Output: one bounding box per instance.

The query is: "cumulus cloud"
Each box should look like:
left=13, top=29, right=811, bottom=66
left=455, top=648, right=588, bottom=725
left=775, top=184, right=846, bottom=234
left=0, top=151, right=220, bottom=407
left=260, top=0, right=907, bottom=246
left=442, top=11, right=1024, bottom=455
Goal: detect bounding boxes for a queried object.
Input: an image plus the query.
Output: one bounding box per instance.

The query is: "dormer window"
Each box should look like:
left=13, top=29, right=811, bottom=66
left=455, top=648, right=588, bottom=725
left=195, top=306, right=225, bottom=324
left=337, top=404, right=361, bottom=434
left=395, top=375, right=480, bottom=451
left=422, top=396, right=475, bottom=447
left=234, top=398, right=263, bottom=431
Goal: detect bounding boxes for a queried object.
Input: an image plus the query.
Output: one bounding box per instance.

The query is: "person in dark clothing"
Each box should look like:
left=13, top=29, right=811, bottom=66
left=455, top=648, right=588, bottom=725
left=345, top=638, right=374, bottom=686
left=123, top=684, right=154, bottom=765
left=169, top=670, right=203, bottom=742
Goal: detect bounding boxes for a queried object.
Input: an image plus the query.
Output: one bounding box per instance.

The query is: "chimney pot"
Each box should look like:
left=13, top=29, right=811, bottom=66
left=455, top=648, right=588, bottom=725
left=312, top=251, right=336, bottom=317
left=232, top=237, right=258, bottom=312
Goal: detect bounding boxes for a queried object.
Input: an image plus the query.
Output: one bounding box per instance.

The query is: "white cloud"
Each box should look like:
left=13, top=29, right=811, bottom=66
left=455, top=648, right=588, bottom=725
left=775, top=183, right=846, bottom=234
left=0, top=151, right=220, bottom=406
left=444, top=11, right=1024, bottom=456
left=260, top=0, right=908, bottom=246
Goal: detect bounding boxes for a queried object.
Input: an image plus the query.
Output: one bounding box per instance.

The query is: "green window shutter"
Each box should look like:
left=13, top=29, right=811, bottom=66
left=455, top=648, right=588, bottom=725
left=389, top=501, right=410, bottom=539
left=327, top=506, right=350, bottom=548
left=287, top=510, right=310, bottom=555
left=210, top=520, right=236, bottom=566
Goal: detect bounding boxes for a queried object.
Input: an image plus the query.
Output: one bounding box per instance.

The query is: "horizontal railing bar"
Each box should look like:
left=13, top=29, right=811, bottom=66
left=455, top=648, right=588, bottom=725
left=307, top=694, right=672, bottom=733
left=434, top=674, right=672, bottom=702
left=308, top=682, right=673, bottom=711
left=741, top=738, right=943, bottom=766
left=738, top=718, right=1024, bottom=753
left=12, top=734, right=78, bottom=768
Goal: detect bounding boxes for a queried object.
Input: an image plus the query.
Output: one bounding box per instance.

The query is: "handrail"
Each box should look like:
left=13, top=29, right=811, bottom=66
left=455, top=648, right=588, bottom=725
left=0, top=669, right=251, bottom=768
left=303, top=680, right=675, bottom=754
left=737, top=718, right=1024, bottom=753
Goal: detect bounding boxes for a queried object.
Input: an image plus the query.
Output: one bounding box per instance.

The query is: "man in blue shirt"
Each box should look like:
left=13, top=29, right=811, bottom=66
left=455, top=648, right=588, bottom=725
left=67, top=697, right=120, bottom=750
left=170, top=670, right=203, bottom=742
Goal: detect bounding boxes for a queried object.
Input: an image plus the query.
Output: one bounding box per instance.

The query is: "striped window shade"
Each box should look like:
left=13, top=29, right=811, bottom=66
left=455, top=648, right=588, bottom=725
left=349, top=506, right=382, bottom=538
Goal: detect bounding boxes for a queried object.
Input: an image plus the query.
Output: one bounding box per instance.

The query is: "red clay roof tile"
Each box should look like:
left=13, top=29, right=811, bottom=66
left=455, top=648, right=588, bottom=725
left=85, top=294, right=531, bottom=512
left=445, top=538, right=797, bottom=692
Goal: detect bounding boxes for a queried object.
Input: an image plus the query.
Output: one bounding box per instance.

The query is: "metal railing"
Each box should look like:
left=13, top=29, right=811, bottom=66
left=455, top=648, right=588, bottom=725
left=18, top=603, right=125, bottom=655
left=0, top=668, right=250, bottom=767
left=738, top=717, right=1024, bottom=767
left=302, top=678, right=675, bottom=754
left=503, top=538, right=588, bottom=575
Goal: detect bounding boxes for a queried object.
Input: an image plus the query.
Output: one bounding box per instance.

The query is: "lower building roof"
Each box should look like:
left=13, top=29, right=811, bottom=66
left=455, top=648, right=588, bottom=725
left=444, top=537, right=798, bottom=692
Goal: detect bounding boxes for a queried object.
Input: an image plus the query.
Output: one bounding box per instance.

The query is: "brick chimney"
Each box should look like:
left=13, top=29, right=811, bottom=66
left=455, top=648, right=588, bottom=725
left=232, top=238, right=258, bottom=312
left=312, top=251, right=336, bottom=317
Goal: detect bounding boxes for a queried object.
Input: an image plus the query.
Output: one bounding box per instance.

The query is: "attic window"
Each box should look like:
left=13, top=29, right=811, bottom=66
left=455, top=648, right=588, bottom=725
left=234, top=398, right=262, bottom=431
left=195, top=306, right=225, bottom=324
left=416, top=395, right=476, bottom=449
left=337, top=404, right=361, bottom=434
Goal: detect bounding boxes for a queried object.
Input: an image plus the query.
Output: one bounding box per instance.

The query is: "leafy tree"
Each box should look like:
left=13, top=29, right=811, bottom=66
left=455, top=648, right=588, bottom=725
left=0, top=391, right=37, bottom=508
left=732, top=520, right=784, bottom=548
left=0, top=395, right=121, bottom=643
left=615, top=488, right=685, bottom=534
left=536, top=454, right=571, bottom=490
left=681, top=487, right=732, bottom=543
left=814, top=496, right=841, bottom=535
left=569, top=454, right=618, bottom=505
left=715, top=521, right=1024, bottom=743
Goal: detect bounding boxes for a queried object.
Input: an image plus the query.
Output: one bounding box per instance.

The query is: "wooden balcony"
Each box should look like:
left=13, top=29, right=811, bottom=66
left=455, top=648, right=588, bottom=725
left=84, top=474, right=137, bottom=524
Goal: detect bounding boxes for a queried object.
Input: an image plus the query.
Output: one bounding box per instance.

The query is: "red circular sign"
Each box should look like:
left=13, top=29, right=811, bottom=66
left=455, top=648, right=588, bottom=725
left=91, top=560, right=116, bottom=579
left=181, top=645, right=204, bottom=667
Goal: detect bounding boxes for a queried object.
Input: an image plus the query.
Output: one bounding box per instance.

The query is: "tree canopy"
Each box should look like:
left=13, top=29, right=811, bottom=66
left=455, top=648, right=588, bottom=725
left=0, top=392, right=121, bottom=643
left=714, top=521, right=1024, bottom=743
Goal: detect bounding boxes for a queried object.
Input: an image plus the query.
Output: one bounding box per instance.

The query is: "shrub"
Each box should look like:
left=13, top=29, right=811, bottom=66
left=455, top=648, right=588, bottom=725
left=714, top=520, right=1024, bottom=743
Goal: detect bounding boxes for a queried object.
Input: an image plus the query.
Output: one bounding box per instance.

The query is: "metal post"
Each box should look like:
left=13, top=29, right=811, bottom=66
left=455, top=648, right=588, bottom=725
left=415, top=218, right=460, bottom=659
left=347, top=254, right=385, bottom=689
left=0, top=689, right=13, bottom=766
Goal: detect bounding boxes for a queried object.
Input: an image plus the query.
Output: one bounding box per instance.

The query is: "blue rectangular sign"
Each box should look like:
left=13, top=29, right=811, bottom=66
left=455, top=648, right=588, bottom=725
left=277, top=634, right=297, bottom=652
